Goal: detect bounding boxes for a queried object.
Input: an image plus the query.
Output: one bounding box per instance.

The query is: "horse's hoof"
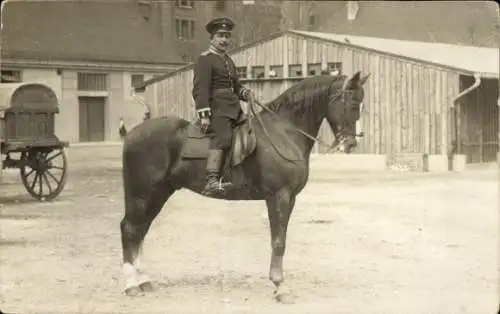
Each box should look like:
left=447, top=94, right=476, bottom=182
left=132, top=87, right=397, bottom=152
left=139, top=281, right=154, bottom=292
left=124, top=286, right=143, bottom=297
left=274, top=292, right=295, bottom=304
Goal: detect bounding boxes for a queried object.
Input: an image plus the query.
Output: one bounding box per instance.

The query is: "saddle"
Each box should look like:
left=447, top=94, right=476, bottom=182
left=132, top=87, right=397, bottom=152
left=180, top=114, right=257, bottom=166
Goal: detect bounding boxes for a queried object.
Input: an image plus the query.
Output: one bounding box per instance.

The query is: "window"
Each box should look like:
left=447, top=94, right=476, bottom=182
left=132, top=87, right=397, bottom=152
left=1, top=70, right=22, bottom=83
left=77, top=72, right=108, bottom=91
left=176, top=0, right=194, bottom=8
left=215, top=0, right=226, bottom=11
left=289, top=64, right=303, bottom=77
left=327, top=62, right=343, bottom=75
left=131, top=74, right=145, bottom=89
left=236, top=66, right=247, bottom=79
left=251, top=66, right=265, bottom=79
left=309, top=14, right=318, bottom=28
left=176, top=19, right=195, bottom=40
left=307, top=63, right=322, bottom=76
left=269, top=65, right=283, bottom=78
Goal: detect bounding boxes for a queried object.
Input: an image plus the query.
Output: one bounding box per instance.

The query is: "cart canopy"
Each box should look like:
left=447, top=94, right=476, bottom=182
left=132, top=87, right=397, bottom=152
left=0, top=82, right=59, bottom=113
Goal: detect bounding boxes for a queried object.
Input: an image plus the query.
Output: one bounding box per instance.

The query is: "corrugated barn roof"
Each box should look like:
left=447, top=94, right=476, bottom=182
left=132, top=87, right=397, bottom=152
left=293, top=30, right=499, bottom=78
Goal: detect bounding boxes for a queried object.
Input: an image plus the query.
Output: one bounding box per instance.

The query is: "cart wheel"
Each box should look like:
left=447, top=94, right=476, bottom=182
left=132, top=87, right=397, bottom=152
left=20, top=148, right=68, bottom=201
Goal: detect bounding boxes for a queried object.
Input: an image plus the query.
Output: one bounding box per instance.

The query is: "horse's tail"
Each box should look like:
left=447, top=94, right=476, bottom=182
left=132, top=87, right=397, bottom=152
left=122, top=136, right=139, bottom=216
left=121, top=116, right=189, bottom=211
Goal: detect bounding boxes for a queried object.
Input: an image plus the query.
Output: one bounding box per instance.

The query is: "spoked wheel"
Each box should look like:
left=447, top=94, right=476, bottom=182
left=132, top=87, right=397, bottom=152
left=20, top=148, right=68, bottom=201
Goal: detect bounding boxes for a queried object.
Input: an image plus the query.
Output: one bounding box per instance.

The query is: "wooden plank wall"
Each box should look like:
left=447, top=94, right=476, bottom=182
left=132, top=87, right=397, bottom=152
left=146, top=33, right=461, bottom=156
left=146, top=70, right=196, bottom=120
left=352, top=54, right=459, bottom=156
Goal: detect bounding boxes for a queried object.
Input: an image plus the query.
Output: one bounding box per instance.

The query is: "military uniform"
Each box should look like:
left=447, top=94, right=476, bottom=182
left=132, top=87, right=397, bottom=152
left=192, top=17, right=252, bottom=196
left=193, top=49, right=250, bottom=147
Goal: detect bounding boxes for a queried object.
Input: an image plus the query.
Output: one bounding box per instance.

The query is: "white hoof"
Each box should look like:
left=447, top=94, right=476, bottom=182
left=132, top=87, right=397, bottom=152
left=124, top=285, right=143, bottom=297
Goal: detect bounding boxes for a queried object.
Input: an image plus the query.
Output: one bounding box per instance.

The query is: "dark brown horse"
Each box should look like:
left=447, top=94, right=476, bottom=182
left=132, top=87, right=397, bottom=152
left=120, top=71, right=370, bottom=302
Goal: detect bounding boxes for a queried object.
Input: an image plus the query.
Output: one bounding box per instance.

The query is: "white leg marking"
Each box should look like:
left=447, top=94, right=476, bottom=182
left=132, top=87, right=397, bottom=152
left=123, top=262, right=139, bottom=290
left=134, top=244, right=151, bottom=286
left=136, top=260, right=151, bottom=285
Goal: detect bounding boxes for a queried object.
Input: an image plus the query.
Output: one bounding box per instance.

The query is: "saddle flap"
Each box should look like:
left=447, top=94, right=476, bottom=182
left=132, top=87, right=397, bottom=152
left=181, top=118, right=257, bottom=165
left=231, top=119, right=257, bottom=166
left=180, top=122, right=212, bottom=159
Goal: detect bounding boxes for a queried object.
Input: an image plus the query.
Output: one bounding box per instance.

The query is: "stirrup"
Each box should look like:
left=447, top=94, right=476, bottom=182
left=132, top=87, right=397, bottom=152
left=218, top=177, right=232, bottom=189
left=202, top=178, right=231, bottom=196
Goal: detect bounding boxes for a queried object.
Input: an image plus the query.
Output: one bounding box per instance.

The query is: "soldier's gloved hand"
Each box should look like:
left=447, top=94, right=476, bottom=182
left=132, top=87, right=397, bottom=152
left=242, top=88, right=255, bottom=102
left=200, top=117, right=211, bottom=133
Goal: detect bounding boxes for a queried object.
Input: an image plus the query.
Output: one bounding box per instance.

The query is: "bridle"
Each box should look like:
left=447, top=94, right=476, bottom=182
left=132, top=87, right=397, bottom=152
left=328, top=88, right=364, bottom=153
left=247, top=85, right=361, bottom=163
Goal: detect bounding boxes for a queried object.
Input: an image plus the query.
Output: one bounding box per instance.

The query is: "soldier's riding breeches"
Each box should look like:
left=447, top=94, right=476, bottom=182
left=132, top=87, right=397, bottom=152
left=210, top=116, right=235, bottom=150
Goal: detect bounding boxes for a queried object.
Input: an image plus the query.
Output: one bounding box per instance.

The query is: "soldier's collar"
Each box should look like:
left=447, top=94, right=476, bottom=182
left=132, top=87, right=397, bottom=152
left=208, top=46, right=227, bottom=56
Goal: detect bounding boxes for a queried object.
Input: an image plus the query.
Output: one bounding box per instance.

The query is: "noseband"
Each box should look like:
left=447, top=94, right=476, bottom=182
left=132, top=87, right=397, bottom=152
left=326, top=88, right=363, bottom=152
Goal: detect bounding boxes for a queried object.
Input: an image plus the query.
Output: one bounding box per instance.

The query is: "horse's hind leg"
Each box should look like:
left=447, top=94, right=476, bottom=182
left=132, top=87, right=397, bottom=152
left=120, top=186, right=174, bottom=296
left=265, top=188, right=296, bottom=303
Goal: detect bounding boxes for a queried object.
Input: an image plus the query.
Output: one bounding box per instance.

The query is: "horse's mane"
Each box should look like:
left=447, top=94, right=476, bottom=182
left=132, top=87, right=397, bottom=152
left=265, top=75, right=346, bottom=117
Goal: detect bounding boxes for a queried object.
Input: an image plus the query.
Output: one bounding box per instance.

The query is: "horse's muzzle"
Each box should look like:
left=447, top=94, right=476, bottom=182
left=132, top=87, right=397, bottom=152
left=331, top=136, right=358, bottom=154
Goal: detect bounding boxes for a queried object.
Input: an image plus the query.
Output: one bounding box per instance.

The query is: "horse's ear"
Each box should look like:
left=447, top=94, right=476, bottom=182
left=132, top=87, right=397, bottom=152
left=352, top=71, right=362, bottom=82
left=343, top=71, right=362, bottom=90
left=359, top=73, right=371, bottom=86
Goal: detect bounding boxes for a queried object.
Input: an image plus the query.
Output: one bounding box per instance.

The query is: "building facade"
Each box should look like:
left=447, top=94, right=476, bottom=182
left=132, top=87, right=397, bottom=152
left=141, top=30, right=499, bottom=163
left=0, top=1, right=188, bottom=143
left=1, top=66, right=176, bottom=143
left=149, top=0, right=283, bottom=62
left=0, top=0, right=289, bottom=142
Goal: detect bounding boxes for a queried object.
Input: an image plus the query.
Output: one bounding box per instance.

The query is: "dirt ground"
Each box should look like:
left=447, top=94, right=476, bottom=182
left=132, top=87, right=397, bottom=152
left=0, top=145, right=498, bottom=314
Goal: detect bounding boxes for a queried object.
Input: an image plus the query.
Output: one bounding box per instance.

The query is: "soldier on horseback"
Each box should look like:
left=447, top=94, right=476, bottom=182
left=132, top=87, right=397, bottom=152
left=192, top=17, right=254, bottom=196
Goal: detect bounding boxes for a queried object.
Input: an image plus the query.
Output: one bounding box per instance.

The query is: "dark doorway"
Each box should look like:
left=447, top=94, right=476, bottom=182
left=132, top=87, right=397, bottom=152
left=458, top=76, right=499, bottom=163
left=78, top=96, right=106, bottom=142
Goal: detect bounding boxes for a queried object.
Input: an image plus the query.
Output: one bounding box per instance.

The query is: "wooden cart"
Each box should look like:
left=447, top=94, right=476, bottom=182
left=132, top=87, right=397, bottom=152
left=0, top=82, right=68, bottom=201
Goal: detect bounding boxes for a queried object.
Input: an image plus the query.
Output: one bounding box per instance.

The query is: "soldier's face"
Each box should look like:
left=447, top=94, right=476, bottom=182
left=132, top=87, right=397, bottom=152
left=211, top=31, right=231, bottom=52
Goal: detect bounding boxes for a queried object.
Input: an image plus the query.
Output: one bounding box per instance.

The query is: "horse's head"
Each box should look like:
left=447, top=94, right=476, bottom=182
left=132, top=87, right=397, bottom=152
left=326, top=71, right=370, bottom=153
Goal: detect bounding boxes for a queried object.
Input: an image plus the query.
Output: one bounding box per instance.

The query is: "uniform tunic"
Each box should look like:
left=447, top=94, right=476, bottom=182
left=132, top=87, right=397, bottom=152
left=192, top=50, right=250, bottom=149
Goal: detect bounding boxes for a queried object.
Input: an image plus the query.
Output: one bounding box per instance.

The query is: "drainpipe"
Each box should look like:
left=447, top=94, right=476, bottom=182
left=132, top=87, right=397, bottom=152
left=448, top=73, right=481, bottom=170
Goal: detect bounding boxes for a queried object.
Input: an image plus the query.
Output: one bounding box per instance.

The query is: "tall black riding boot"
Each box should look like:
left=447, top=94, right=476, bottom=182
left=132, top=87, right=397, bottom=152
left=202, top=149, right=232, bottom=196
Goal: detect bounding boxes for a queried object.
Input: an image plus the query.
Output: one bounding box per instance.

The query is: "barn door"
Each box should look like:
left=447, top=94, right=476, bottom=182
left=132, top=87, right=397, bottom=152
left=79, top=97, right=105, bottom=142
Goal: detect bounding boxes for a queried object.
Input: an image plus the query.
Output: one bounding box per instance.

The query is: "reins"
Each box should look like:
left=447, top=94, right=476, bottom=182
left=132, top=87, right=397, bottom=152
left=247, top=91, right=345, bottom=162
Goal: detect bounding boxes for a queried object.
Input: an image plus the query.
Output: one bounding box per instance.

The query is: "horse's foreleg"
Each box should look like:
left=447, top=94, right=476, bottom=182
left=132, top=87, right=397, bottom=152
left=121, top=187, right=173, bottom=296
left=265, top=188, right=296, bottom=303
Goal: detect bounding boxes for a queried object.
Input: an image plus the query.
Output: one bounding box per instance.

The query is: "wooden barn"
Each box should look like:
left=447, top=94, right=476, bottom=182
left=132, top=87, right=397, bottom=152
left=140, top=30, right=499, bottom=164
